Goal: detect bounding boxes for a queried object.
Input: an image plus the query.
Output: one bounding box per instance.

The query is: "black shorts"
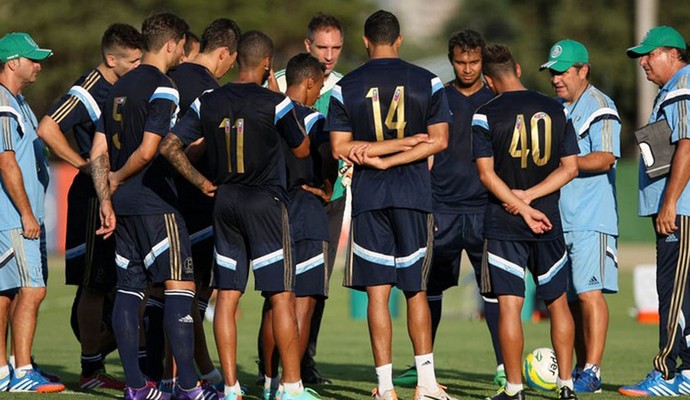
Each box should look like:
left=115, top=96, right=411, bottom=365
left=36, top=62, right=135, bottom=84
left=183, top=211, right=213, bottom=288
left=427, top=211, right=484, bottom=294
left=480, top=237, right=570, bottom=301
left=294, top=239, right=328, bottom=298
left=114, top=213, right=194, bottom=292
left=212, top=185, right=294, bottom=293
left=344, top=208, right=433, bottom=292
left=64, top=173, right=116, bottom=290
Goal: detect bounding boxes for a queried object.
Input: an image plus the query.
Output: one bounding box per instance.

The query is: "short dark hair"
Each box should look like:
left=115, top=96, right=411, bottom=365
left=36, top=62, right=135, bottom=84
left=662, top=45, right=690, bottom=63
left=307, top=13, right=342, bottom=42
left=101, top=23, right=144, bottom=60
left=183, top=31, right=199, bottom=57
left=141, top=12, right=189, bottom=52
left=200, top=18, right=241, bottom=54
left=572, top=62, right=591, bottom=79
left=447, top=29, right=485, bottom=60
left=286, top=53, right=325, bottom=87
left=482, top=44, right=518, bottom=79
left=364, top=10, right=400, bottom=46
left=237, top=31, right=273, bottom=69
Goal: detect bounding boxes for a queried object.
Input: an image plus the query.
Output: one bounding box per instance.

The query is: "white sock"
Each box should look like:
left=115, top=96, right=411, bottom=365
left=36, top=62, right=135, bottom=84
left=8, top=356, right=15, bottom=369
left=14, top=365, right=32, bottom=379
left=375, top=364, right=394, bottom=394
left=584, top=363, right=600, bottom=379
left=557, top=378, right=573, bottom=389
left=224, top=380, right=242, bottom=396
left=415, top=353, right=437, bottom=390
left=201, top=368, right=222, bottom=385
left=0, top=365, right=9, bottom=379
left=505, top=382, right=523, bottom=395
left=283, top=380, right=303, bottom=395
left=496, top=363, right=505, bottom=372
left=264, top=375, right=281, bottom=390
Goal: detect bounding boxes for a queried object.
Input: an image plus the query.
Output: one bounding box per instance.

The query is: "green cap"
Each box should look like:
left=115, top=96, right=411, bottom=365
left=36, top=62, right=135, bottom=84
left=0, top=32, right=53, bottom=62
left=627, top=26, right=686, bottom=58
left=539, top=39, right=589, bottom=72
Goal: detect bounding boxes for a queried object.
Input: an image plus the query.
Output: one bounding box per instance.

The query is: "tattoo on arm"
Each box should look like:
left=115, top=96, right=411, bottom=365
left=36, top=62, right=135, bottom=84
left=161, top=134, right=208, bottom=189
left=92, top=154, right=111, bottom=202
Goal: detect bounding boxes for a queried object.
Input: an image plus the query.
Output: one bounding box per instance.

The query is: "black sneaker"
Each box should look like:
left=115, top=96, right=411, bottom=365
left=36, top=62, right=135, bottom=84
left=301, top=366, right=332, bottom=385
left=558, top=386, right=577, bottom=400
left=485, top=388, right=525, bottom=400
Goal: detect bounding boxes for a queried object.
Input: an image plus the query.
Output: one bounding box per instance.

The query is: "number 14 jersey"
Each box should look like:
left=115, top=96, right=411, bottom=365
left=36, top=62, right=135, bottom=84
left=326, top=58, right=451, bottom=216
left=472, top=90, right=579, bottom=241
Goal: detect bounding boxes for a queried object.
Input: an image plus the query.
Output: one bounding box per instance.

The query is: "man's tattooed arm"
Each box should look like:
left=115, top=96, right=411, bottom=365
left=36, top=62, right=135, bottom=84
left=160, top=133, right=217, bottom=197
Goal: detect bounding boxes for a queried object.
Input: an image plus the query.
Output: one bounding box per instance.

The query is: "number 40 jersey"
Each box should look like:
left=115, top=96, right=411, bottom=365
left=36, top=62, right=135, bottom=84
left=472, top=90, right=579, bottom=241
left=326, top=58, right=451, bottom=217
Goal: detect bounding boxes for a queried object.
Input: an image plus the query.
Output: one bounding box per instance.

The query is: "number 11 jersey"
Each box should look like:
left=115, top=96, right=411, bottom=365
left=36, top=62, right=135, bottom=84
left=326, top=58, right=450, bottom=216
left=472, top=90, right=579, bottom=241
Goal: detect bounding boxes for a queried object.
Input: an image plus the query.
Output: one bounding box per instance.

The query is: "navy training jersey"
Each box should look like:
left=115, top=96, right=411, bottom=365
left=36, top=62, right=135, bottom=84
left=102, top=64, right=180, bottom=215
left=326, top=58, right=451, bottom=216
left=472, top=90, right=579, bottom=241
left=171, top=82, right=306, bottom=204
left=431, top=84, right=493, bottom=213
left=168, top=62, right=221, bottom=215
left=48, top=68, right=112, bottom=158
left=285, top=102, right=326, bottom=190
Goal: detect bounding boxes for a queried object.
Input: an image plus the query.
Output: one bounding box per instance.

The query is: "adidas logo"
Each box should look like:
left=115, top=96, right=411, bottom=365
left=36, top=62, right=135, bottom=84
left=666, top=234, right=679, bottom=243
left=178, top=315, right=194, bottom=323
left=588, top=276, right=600, bottom=286
left=421, top=360, right=432, bottom=367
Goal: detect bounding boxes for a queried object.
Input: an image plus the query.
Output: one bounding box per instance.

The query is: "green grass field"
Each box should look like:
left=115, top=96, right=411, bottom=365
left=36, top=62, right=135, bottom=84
left=16, top=247, right=665, bottom=399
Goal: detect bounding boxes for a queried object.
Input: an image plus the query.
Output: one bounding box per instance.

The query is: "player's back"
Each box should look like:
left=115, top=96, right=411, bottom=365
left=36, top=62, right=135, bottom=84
left=329, top=58, right=448, bottom=215
left=284, top=102, right=325, bottom=191
left=473, top=90, right=578, bottom=240
left=196, top=82, right=297, bottom=203
left=169, top=62, right=219, bottom=116
left=104, top=64, right=179, bottom=215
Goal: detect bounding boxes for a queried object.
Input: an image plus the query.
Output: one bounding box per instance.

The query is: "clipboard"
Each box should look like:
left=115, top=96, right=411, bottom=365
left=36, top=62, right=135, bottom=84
left=634, top=119, right=675, bottom=178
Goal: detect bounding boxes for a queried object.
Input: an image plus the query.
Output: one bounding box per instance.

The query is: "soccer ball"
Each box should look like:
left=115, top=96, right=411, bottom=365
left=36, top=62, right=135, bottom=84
left=522, top=347, right=558, bottom=391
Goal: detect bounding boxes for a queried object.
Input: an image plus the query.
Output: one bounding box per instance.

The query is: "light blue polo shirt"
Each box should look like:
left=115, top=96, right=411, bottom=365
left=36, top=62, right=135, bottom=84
left=639, top=65, right=690, bottom=217
left=559, top=85, right=621, bottom=235
left=0, top=84, right=44, bottom=230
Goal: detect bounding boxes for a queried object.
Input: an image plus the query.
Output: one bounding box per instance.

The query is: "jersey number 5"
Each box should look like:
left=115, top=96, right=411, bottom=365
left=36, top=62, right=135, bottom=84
left=366, top=86, right=407, bottom=141
left=509, top=112, right=552, bottom=168
left=220, top=117, right=245, bottom=173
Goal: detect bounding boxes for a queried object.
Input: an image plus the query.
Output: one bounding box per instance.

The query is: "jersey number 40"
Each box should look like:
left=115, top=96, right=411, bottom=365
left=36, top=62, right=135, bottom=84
left=509, top=112, right=552, bottom=168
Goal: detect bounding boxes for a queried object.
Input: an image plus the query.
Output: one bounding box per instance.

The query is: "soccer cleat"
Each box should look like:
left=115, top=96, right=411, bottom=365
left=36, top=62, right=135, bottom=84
left=493, top=368, right=507, bottom=387
left=0, top=369, right=10, bottom=391
left=675, top=373, right=690, bottom=395
left=124, top=382, right=170, bottom=400
left=281, top=387, right=321, bottom=400
left=415, top=384, right=458, bottom=400
left=392, top=366, right=417, bottom=388
left=79, top=370, right=126, bottom=389
left=9, top=369, right=65, bottom=393
left=372, top=387, right=399, bottom=400
left=571, top=366, right=584, bottom=382
left=176, top=383, right=221, bottom=400
left=301, top=366, right=332, bottom=385
left=264, top=385, right=283, bottom=400
left=572, top=366, right=601, bottom=393
left=557, top=386, right=577, bottom=400
left=31, top=357, right=61, bottom=383
left=484, top=387, right=525, bottom=400
left=619, top=370, right=679, bottom=397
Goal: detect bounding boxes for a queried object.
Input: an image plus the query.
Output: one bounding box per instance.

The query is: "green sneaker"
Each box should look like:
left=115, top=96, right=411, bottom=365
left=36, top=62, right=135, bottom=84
left=281, top=387, right=320, bottom=400
left=493, top=368, right=507, bottom=387
left=392, top=366, right=417, bottom=388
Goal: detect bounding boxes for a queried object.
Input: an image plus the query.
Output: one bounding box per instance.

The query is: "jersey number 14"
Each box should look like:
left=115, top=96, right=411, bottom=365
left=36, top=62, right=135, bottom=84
left=509, top=112, right=552, bottom=168
left=366, top=86, right=407, bottom=141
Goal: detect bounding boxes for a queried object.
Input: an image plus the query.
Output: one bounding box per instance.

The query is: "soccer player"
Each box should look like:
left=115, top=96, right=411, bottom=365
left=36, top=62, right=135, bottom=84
left=327, top=10, right=455, bottom=400
left=268, top=13, right=345, bottom=384
left=160, top=31, right=317, bottom=400
left=261, top=52, right=327, bottom=399
left=394, top=28, right=504, bottom=389
left=37, top=23, right=143, bottom=390
left=539, top=39, right=621, bottom=394
left=165, top=17, right=241, bottom=393
left=472, top=44, right=579, bottom=400
left=0, top=32, right=65, bottom=393
left=619, top=26, right=690, bottom=397
left=90, top=12, right=216, bottom=400
left=181, top=31, right=201, bottom=63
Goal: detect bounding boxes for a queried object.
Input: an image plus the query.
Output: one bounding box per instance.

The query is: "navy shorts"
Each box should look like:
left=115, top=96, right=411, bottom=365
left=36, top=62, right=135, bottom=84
left=427, top=212, right=485, bottom=294
left=65, top=174, right=117, bottom=290
left=183, top=211, right=214, bottom=289
left=480, top=237, right=570, bottom=301
left=114, top=213, right=194, bottom=292
left=344, top=208, right=433, bottom=292
left=294, top=239, right=328, bottom=298
left=212, top=185, right=294, bottom=293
